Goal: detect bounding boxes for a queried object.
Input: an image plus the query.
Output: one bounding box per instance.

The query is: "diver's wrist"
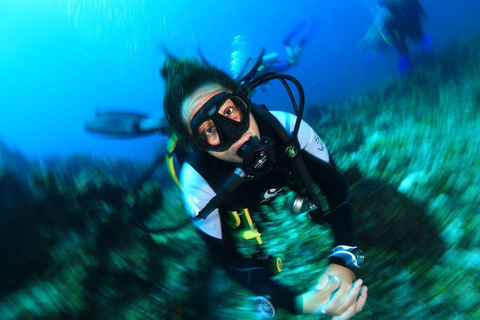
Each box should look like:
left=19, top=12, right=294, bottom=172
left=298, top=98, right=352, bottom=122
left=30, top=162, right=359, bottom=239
left=328, top=245, right=364, bottom=270
left=294, top=294, right=304, bottom=315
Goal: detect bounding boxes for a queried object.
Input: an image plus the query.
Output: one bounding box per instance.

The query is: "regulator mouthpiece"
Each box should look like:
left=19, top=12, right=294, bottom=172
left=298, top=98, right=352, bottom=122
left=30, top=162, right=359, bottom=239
left=237, top=136, right=275, bottom=178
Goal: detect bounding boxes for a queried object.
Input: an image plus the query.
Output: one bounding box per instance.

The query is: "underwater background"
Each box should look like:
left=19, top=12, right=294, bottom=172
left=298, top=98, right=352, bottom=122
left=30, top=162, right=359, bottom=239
left=1, top=0, right=480, bottom=319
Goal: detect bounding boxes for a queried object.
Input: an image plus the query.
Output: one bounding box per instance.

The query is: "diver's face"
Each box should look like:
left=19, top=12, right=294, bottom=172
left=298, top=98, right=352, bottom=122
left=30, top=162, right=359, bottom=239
left=182, top=83, right=260, bottom=163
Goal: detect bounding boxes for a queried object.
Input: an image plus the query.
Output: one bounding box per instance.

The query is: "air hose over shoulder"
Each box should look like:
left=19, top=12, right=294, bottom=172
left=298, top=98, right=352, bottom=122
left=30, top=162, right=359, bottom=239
left=245, top=72, right=329, bottom=223
left=251, top=104, right=328, bottom=223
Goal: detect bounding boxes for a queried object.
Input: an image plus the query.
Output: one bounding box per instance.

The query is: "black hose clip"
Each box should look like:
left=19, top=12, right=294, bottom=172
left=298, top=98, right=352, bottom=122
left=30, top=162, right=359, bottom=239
left=238, top=136, right=276, bottom=178
left=253, top=254, right=283, bottom=275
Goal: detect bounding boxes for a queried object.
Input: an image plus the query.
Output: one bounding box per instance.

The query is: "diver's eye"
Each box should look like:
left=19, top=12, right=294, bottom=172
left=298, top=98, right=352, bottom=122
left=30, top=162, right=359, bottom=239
left=197, top=120, right=220, bottom=146
left=224, top=107, right=235, bottom=117
left=204, top=126, right=215, bottom=136
left=219, top=100, right=241, bottom=121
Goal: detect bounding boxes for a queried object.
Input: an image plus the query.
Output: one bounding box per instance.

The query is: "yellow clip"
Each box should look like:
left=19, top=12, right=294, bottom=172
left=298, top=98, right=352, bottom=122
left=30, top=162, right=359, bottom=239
left=165, top=134, right=182, bottom=189
left=242, top=208, right=263, bottom=244
left=242, top=229, right=262, bottom=243
left=229, top=211, right=241, bottom=228
left=275, top=257, right=283, bottom=273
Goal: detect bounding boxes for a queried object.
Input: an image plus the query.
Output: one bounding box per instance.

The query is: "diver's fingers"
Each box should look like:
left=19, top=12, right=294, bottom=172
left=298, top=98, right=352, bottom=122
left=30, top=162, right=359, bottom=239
left=332, top=302, right=356, bottom=320
left=331, top=285, right=368, bottom=320
left=322, top=279, right=361, bottom=315
left=338, top=279, right=363, bottom=311
left=355, top=286, right=368, bottom=313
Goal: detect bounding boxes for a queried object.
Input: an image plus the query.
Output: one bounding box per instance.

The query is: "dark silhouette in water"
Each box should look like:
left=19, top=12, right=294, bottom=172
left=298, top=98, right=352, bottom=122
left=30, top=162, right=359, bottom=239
left=358, top=0, right=430, bottom=73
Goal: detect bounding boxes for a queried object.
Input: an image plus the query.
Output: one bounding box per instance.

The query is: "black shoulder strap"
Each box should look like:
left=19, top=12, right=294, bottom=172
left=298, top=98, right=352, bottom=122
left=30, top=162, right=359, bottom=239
left=187, top=152, right=249, bottom=211
left=250, top=105, right=308, bottom=196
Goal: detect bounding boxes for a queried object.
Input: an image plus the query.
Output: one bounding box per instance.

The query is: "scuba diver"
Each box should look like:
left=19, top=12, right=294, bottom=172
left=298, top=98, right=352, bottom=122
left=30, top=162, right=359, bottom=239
left=357, top=0, right=429, bottom=73
left=84, top=111, right=166, bottom=138
left=85, top=51, right=367, bottom=318
left=159, top=54, right=367, bottom=318
left=231, top=19, right=318, bottom=80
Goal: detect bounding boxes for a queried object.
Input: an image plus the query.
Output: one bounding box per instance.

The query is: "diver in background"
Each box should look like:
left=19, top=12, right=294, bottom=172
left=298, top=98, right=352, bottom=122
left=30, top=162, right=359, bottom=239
left=357, top=0, right=429, bottom=73
left=84, top=111, right=165, bottom=138
left=231, top=19, right=318, bottom=80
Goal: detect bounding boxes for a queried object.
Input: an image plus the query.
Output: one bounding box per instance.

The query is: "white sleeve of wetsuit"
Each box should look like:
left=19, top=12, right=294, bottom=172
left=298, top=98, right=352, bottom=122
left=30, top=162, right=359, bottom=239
left=270, top=111, right=330, bottom=163
left=180, top=163, right=223, bottom=239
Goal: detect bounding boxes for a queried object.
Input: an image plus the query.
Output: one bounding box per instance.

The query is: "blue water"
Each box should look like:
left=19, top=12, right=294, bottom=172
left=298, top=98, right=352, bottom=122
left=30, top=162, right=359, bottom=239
left=1, top=0, right=479, bottom=162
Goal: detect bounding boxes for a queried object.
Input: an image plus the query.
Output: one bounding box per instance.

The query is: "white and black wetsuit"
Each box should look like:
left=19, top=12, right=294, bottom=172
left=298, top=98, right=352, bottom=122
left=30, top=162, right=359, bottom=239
left=180, top=110, right=357, bottom=314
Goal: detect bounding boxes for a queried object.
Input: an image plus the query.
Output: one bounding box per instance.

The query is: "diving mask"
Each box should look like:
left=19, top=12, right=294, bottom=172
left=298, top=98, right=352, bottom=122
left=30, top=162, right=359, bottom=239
left=190, top=92, right=251, bottom=152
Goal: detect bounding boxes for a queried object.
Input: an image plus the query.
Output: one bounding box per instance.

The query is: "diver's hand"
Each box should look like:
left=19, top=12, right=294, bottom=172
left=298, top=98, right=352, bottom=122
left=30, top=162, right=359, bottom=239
left=295, top=264, right=367, bottom=319
left=296, top=274, right=341, bottom=314
left=318, top=264, right=368, bottom=319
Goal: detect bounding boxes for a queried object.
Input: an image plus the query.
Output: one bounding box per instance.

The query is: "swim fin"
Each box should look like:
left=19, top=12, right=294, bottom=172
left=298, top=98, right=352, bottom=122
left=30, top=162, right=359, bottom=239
left=299, top=18, right=318, bottom=45
left=238, top=48, right=266, bottom=86
left=283, top=20, right=307, bottom=46
left=283, top=18, right=318, bottom=47
left=84, top=111, right=166, bottom=138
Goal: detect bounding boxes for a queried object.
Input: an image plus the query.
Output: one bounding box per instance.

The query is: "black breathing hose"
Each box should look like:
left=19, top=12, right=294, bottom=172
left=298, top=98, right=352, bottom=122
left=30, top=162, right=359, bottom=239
left=247, top=73, right=327, bottom=222
left=245, top=73, right=304, bottom=139
left=251, top=105, right=326, bottom=222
